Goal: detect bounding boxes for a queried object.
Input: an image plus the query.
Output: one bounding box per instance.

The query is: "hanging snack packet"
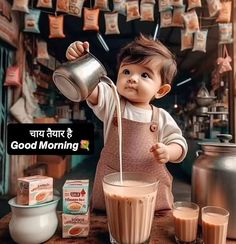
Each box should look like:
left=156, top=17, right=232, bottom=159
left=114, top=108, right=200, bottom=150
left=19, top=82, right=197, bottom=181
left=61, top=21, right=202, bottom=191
left=181, top=30, right=193, bottom=51
left=187, top=0, right=201, bottom=11
left=24, top=9, right=41, bottom=33
left=105, top=12, right=120, bottom=35
left=182, top=10, right=199, bottom=34
left=48, top=15, right=66, bottom=38
left=36, top=0, right=53, bottom=8
left=113, top=0, right=126, bottom=16
left=69, top=0, right=85, bottom=17
left=218, top=23, right=233, bottom=44
left=12, top=0, right=29, bottom=13
left=192, top=30, right=208, bottom=52
left=94, top=0, right=110, bottom=11
left=140, top=3, right=154, bottom=21
left=172, top=5, right=185, bottom=27
left=37, top=40, right=49, bottom=60
left=158, top=0, right=172, bottom=12
left=83, top=8, right=100, bottom=31
left=170, top=0, right=184, bottom=8
left=126, top=1, right=140, bottom=21
left=56, top=0, right=69, bottom=13
left=206, top=0, right=221, bottom=17
left=160, top=10, right=172, bottom=28
left=216, top=1, right=231, bottom=23
left=4, top=66, right=21, bottom=86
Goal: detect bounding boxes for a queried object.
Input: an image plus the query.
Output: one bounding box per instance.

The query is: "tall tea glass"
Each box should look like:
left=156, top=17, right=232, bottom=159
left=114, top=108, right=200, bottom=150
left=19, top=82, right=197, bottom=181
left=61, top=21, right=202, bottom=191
left=103, top=172, right=159, bottom=244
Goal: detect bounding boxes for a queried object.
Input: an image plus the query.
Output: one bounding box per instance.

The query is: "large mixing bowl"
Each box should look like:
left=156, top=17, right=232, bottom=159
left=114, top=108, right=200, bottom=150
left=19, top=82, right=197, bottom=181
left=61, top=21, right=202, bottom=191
left=8, top=195, right=60, bottom=244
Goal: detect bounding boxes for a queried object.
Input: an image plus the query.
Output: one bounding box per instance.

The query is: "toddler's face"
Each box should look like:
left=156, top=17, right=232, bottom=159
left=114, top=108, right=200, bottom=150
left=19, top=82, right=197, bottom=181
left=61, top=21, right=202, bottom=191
left=116, top=57, right=163, bottom=108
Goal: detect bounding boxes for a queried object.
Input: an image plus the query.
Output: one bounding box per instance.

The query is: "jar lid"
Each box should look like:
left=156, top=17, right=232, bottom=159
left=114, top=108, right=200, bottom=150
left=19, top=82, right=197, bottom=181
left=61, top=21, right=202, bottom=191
left=198, top=142, right=236, bottom=154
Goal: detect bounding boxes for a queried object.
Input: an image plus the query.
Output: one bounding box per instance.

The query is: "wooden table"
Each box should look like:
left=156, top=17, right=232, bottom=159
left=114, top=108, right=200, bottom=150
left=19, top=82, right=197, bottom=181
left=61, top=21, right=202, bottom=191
left=0, top=211, right=235, bottom=243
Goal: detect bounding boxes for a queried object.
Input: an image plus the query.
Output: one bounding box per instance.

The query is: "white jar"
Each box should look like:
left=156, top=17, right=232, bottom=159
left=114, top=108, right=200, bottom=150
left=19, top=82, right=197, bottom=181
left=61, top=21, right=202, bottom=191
left=8, top=196, right=60, bottom=244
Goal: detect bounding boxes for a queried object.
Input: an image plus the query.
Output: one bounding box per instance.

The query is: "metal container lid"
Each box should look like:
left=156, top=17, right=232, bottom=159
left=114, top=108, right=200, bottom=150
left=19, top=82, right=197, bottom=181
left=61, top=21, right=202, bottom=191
left=198, top=134, right=236, bottom=154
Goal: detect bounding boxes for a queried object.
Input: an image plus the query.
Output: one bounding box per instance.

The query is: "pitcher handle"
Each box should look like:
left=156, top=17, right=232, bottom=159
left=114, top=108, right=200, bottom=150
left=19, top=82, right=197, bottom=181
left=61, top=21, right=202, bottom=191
left=196, top=150, right=202, bottom=157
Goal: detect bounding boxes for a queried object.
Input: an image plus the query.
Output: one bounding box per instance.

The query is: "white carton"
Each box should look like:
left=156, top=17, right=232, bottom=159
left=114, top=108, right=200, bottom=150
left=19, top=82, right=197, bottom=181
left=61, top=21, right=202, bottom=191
left=16, top=175, right=53, bottom=205
left=62, top=211, right=90, bottom=238
left=63, top=179, right=89, bottom=214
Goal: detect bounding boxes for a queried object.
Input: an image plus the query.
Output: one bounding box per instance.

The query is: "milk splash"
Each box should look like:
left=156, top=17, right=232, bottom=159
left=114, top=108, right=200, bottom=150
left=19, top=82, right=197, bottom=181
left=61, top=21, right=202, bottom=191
left=105, top=77, right=123, bottom=184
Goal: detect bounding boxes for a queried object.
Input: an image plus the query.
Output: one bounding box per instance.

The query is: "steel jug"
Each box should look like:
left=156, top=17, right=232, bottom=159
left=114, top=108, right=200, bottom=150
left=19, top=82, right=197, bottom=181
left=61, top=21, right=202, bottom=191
left=191, top=134, right=236, bottom=238
left=52, top=52, right=107, bottom=102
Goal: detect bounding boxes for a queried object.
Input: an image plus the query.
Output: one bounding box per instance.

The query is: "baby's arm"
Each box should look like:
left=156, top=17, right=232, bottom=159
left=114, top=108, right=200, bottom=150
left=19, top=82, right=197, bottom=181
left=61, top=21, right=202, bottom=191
left=150, top=143, right=183, bottom=164
left=66, top=41, right=99, bottom=105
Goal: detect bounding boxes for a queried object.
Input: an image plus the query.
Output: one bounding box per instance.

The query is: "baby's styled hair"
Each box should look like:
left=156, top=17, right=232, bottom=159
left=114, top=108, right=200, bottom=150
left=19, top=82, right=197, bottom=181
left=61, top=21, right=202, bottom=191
left=117, top=34, right=177, bottom=85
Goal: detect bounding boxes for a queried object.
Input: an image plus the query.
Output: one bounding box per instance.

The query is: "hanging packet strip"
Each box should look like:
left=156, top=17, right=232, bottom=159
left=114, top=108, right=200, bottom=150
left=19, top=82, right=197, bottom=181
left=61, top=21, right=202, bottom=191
left=181, top=30, right=193, bottom=51
left=182, top=10, right=199, bottom=34
left=172, top=5, right=185, bottom=27
left=24, top=9, right=41, bottom=33
left=4, top=65, right=21, bottom=86
left=192, top=30, right=208, bottom=53
left=113, top=0, right=126, bottom=16
left=68, top=0, right=85, bottom=17
left=140, top=3, right=155, bottom=21
left=160, top=10, right=172, bottom=28
left=218, top=23, right=233, bottom=44
left=56, top=0, right=69, bottom=13
left=206, top=0, right=221, bottom=17
left=170, top=0, right=184, bottom=8
left=12, top=0, right=29, bottom=13
left=83, top=8, right=100, bottom=31
left=36, top=0, right=53, bottom=9
left=37, top=40, right=50, bottom=60
left=216, top=1, right=232, bottom=23
left=48, top=15, right=66, bottom=38
left=126, top=0, right=140, bottom=22
left=187, top=0, right=201, bottom=11
left=94, top=0, right=110, bottom=11
left=105, top=12, right=120, bottom=35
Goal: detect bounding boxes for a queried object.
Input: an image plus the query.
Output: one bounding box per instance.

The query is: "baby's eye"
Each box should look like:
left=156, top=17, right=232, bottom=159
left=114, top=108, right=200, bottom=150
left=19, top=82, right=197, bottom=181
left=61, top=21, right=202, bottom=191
left=141, top=72, right=150, bottom=78
left=123, top=69, right=130, bottom=75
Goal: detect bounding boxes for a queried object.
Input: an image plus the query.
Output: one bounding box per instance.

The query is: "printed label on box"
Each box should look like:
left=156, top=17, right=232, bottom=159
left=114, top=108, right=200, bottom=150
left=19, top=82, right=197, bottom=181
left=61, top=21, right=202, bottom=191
left=62, top=212, right=90, bottom=238
left=63, top=179, right=89, bottom=214
left=17, top=175, right=53, bottom=205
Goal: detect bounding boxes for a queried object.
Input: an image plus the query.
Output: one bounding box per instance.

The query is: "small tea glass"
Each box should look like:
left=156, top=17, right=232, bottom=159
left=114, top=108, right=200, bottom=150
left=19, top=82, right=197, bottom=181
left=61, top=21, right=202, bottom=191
left=201, top=206, right=229, bottom=244
left=173, top=201, right=200, bottom=244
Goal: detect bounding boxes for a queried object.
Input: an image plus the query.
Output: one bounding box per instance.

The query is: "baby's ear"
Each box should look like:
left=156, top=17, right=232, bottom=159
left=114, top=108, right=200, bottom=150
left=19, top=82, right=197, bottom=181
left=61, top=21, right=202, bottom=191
left=155, top=84, right=171, bottom=99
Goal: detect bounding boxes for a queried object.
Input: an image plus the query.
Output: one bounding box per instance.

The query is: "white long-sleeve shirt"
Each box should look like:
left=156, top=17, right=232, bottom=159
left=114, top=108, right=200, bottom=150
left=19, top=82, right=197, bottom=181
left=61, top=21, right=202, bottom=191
left=87, top=82, right=188, bottom=163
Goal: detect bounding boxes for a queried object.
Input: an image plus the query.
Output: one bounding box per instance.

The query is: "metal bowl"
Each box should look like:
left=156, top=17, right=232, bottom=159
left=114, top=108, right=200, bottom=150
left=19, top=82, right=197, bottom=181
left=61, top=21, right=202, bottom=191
left=195, top=96, right=216, bottom=107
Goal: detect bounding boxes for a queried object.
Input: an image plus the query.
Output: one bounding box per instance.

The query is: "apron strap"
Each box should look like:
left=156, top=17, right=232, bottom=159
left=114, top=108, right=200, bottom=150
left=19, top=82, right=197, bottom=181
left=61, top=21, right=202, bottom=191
left=150, top=105, right=159, bottom=142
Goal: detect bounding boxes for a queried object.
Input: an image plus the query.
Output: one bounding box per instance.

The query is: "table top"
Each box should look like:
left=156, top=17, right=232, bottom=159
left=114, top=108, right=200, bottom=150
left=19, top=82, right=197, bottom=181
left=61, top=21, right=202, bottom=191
left=0, top=211, right=235, bottom=243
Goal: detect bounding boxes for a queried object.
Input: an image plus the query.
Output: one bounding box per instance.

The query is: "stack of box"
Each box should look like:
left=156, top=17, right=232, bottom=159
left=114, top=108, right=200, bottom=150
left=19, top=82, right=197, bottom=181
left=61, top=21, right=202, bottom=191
left=16, top=175, right=53, bottom=205
left=62, top=180, right=90, bottom=238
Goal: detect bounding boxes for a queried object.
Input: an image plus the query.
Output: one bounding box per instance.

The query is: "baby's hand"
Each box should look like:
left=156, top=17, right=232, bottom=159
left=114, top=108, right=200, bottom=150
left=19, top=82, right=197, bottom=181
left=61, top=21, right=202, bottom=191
left=66, top=41, right=90, bottom=61
left=150, top=143, right=170, bottom=164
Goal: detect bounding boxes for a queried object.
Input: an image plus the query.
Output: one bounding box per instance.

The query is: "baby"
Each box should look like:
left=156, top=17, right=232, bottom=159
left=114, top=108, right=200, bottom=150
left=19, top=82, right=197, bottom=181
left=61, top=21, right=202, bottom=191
left=66, top=34, right=188, bottom=211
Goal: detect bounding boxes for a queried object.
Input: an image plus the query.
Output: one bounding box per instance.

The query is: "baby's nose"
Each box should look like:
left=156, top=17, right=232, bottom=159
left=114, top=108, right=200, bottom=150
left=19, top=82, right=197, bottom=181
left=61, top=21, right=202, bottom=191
left=127, top=74, right=138, bottom=83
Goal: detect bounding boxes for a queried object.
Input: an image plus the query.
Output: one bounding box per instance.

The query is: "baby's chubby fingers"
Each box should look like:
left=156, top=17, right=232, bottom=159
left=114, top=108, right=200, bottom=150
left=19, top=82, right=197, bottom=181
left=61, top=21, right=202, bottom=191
left=66, top=41, right=90, bottom=60
left=150, top=143, right=163, bottom=153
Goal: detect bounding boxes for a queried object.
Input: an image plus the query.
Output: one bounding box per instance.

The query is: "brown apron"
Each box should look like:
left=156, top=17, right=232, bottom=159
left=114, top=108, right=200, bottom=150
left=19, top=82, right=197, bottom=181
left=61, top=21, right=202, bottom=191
left=91, top=100, right=173, bottom=211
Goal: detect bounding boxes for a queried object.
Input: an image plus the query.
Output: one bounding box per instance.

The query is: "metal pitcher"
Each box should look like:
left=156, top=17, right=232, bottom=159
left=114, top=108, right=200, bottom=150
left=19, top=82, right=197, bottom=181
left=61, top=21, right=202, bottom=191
left=52, top=52, right=107, bottom=102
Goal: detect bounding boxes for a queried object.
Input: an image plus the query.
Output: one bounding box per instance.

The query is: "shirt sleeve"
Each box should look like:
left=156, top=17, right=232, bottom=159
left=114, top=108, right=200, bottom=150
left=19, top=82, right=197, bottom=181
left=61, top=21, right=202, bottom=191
left=86, top=82, right=115, bottom=122
left=86, top=82, right=116, bottom=143
left=159, top=108, right=188, bottom=163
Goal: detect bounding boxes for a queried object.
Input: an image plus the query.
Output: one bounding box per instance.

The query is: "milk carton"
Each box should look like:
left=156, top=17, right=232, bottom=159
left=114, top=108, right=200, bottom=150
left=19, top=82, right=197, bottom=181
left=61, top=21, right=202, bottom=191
left=63, top=180, right=89, bottom=214
left=16, top=175, right=53, bottom=205
left=62, top=211, right=90, bottom=238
